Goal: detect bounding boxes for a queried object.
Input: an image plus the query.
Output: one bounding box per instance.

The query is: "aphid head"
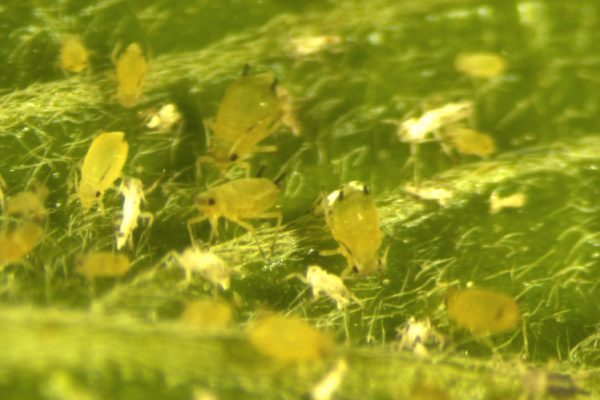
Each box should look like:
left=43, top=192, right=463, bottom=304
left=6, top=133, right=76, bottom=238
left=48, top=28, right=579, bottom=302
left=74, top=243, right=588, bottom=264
left=195, top=191, right=219, bottom=214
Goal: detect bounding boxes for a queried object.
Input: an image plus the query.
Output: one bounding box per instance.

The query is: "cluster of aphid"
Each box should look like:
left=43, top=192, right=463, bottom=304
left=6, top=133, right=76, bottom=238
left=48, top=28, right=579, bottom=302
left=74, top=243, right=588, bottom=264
left=5, top=35, right=585, bottom=398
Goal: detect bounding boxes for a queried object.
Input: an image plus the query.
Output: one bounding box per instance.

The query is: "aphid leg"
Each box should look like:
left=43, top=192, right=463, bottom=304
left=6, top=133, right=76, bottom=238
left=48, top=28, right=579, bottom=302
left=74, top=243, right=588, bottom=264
left=187, top=215, right=207, bottom=243
left=319, top=248, right=342, bottom=257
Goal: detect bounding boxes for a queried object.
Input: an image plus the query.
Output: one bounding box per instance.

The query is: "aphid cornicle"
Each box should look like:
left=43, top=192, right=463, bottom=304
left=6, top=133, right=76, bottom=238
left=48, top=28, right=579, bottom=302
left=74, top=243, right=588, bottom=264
left=446, top=287, right=520, bottom=335
left=77, top=131, right=129, bottom=212
left=115, top=42, right=148, bottom=108
left=188, top=177, right=282, bottom=240
left=322, top=181, right=383, bottom=276
left=203, top=72, right=282, bottom=171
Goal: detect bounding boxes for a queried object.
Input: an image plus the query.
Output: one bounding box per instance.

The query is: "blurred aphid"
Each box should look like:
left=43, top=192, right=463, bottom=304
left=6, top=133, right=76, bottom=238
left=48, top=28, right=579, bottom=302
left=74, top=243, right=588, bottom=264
left=0, top=222, right=43, bottom=267
left=6, top=183, right=49, bottom=221
left=290, top=265, right=361, bottom=310
left=145, top=103, right=182, bottom=133
left=115, top=42, right=148, bottom=108
left=248, top=313, right=334, bottom=363
left=409, top=381, right=451, bottom=400
left=455, top=51, right=507, bottom=79
left=59, top=35, right=89, bottom=73
left=181, top=299, right=233, bottom=330
left=396, top=317, right=446, bottom=358
left=322, top=181, right=383, bottom=276
left=311, top=358, right=348, bottom=400
left=519, top=368, right=589, bottom=400
left=446, top=288, right=520, bottom=335
left=201, top=73, right=283, bottom=172
left=116, top=177, right=152, bottom=250
left=445, top=127, right=496, bottom=157
left=403, top=183, right=454, bottom=206
left=77, top=131, right=129, bottom=213
left=288, top=35, right=342, bottom=57
left=489, top=191, right=527, bottom=214
left=75, top=251, right=131, bottom=280
left=174, top=247, right=231, bottom=290
left=189, top=177, right=281, bottom=241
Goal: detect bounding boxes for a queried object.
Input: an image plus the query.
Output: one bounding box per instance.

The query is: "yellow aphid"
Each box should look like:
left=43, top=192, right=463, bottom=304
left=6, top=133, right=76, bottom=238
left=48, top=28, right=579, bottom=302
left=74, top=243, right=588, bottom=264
left=205, top=73, right=282, bottom=171
left=248, top=314, right=334, bottom=363
left=447, top=288, right=520, bottom=335
left=59, top=35, right=89, bottom=73
left=5, top=183, right=49, bottom=220
left=300, top=265, right=361, bottom=310
left=77, top=131, right=129, bottom=212
left=75, top=252, right=131, bottom=280
left=455, top=51, right=507, bottom=79
left=489, top=191, right=527, bottom=214
left=0, top=222, right=44, bottom=266
left=116, top=42, right=148, bottom=108
left=116, top=177, right=152, bottom=250
left=181, top=299, right=233, bottom=330
left=445, top=127, right=496, bottom=157
left=174, top=247, right=231, bottom=290
left=189, top=177, right=281, bottom=240
left=322, top=181, right=383, bottom=275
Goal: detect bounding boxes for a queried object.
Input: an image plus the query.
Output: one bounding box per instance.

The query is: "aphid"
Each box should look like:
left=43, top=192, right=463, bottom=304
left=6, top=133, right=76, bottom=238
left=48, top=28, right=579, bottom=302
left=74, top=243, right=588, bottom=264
left=291, top=265, right=361, bottom=310
left=445, top=127, right=496, bottom=157
left=116, top=177, right=152, bottom=250
left=77, top=131, right=129, bottom=212
left=203, top=73, right=282, bottom=171
left=322, top=181, right=383, bottom=276
left=396, top=317, right=445, bottom=358
left=248, top=314, right=334, bottom=363
left=181, top=299, right=233, bottom=330
left=289, top=35, right=342, bottom=57
left=5, top=183, right=49, bottom=220
left=115, top=42, right=148, bottom=108
left=455, top=51, right=507, bottom=79
left=174, top=247, right=231, bottom=290
left=311, top=358, right=348, bottom=400
left=446, top=287, right=520, bottom=335
left=490, top=191, right=527, bottom=214
left=520, top=368, right=589, bottom=400
left=75, top=251, right=131, bottom=280
left=145, top=103, right=182, bottom=133
left=188, top=177, right=281, bottom=240
left=59, top=35, right=89, bottom=73
left=0, top=222, right=44, bottom=267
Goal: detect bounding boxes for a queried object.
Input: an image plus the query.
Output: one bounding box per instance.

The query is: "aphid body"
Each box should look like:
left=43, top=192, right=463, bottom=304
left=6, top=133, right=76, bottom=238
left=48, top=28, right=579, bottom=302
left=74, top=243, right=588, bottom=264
left=447, top=288, right=520, bottom=335
left=0, top=222, right=44, bottom=266
left=323, top=181, right=382, bottom=275
left=77, top=131, right=129, bottom=212
left=489, top=191, right=527, bottom=214
left=174, top=247, right=231, bottom=290
left=181, top=299, right=233, bottom=330
left=304, top=265, right=360, bottom=309
left=249, top=314, right=334, bottom=363
left=75, top=252, right=131, bottom=280
left=445, top=127, right=496, bottom=157
left=116, top=43, right=148, bottom=108
left=6, top=183, right=49, bottom=220
left=116, top=177, right=151, bottom=249
left=59, top=35, right=89, bottom=73
left=455, top=51, right=507, bottom=79
left=190, top=177, right=281, bottom=239
left=206, top=73, right=282, bottom=170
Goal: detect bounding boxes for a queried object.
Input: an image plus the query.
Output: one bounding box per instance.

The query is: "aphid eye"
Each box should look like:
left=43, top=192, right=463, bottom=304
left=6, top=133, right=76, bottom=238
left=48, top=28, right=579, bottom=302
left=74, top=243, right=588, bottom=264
left=95, top=191, right=101, bottom=198
left=207, top=197, right=216, bottom=206
left=352, top=265, right=359, bottom=273
left=229, top=153, right=238, bottom=162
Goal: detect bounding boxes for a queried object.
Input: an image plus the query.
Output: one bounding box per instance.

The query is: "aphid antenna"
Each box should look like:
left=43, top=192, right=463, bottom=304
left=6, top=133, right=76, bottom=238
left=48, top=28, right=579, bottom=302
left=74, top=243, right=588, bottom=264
left=255, top=164, right=266, bottom=178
